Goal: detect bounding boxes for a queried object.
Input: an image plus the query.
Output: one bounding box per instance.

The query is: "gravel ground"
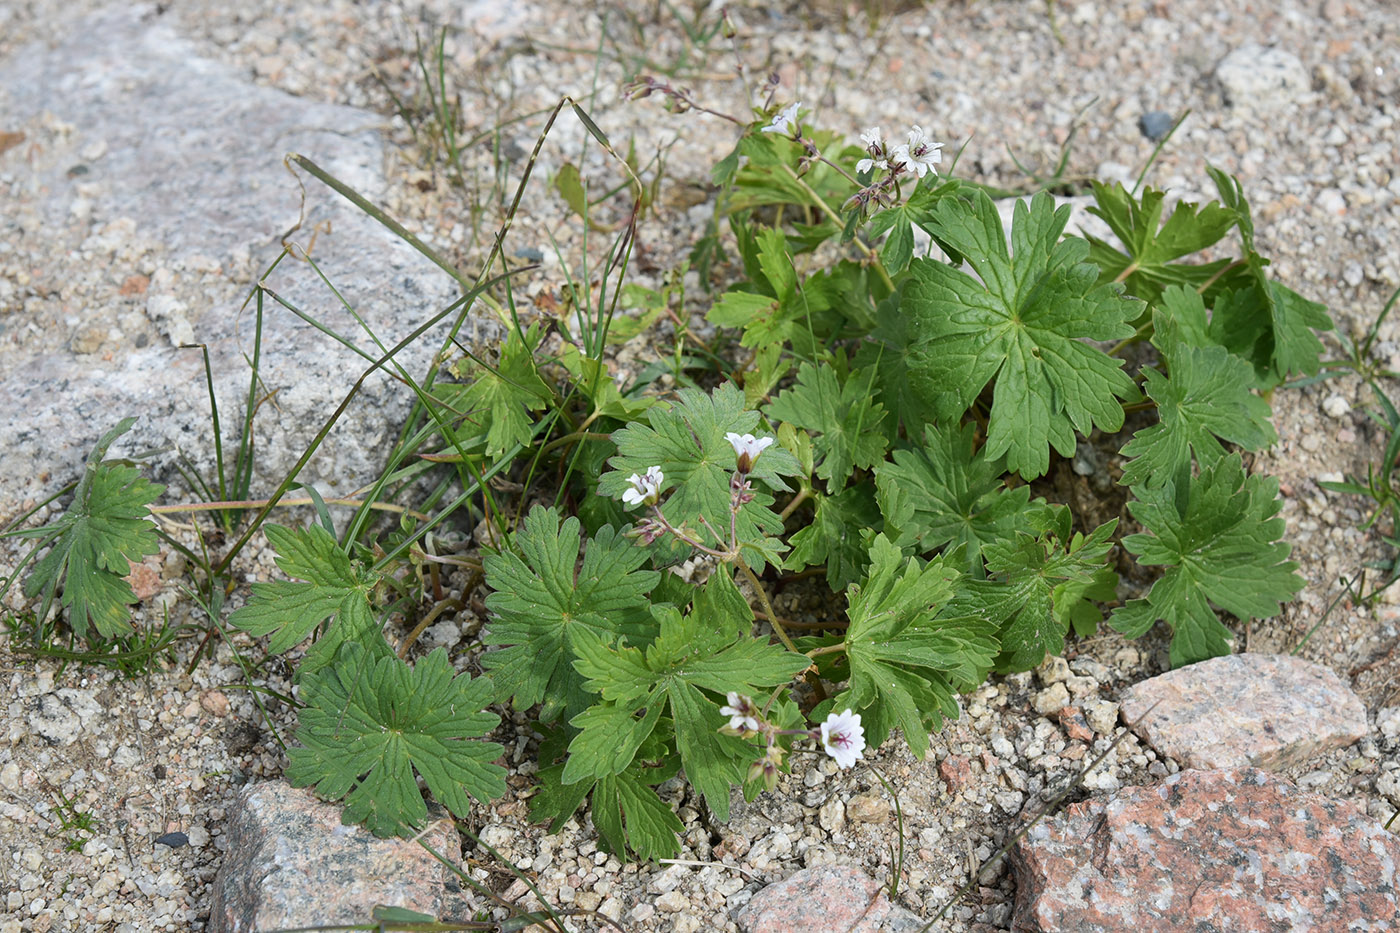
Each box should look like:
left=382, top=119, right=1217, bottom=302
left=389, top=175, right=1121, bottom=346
left=2, top=0, right=1399, bottom=930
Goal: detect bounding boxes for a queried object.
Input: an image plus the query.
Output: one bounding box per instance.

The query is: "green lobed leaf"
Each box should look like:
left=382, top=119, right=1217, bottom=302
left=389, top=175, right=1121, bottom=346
left=286, top=640, right=506, bottom=838
left=757, top=226, right=797, bottom=303
left=876, top=422, right=1049, bottom=575
left=228, top=523, right=380, bottom=674
left=706, top=290, right=781, bottom=349
left=785, top=484, right=879, bottom=592
left=592, top=768, right=686, bottom=861
left=23, top=432, right=164, bottom=641
left=21, top=420, right=161, bottom=638
left=451, top=322, right=554, bottom=456
left=1204, top=167, right=1334, bottom=385
left=531, top=726, right=684, bottom=862
left=766, top=362, right=890, bottom=492
left=600, top=383, right=800, bottom=571
left=481, top=506, right=660, bottom=722
left=950, top=519, right=1119, bottom=672
left=1154, top=282, right=1215, bottom=349
left=852, top=284, right=929, bottom=436
left=1084, top=181, right=1238, bottom=307
left=1110, top=454, right=1303, bottom=667
left=567, top=599, right=807, bottom=820
left=1119, top=296, right=1278, bottom=488
left=836, top=535, right=999, bottom=758
left=905, top=190, right=1140, bottom=479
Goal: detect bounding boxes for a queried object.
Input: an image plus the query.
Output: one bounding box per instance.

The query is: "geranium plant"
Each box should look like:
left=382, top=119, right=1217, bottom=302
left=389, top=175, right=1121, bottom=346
left=11, top=78, right=1330, bottom=863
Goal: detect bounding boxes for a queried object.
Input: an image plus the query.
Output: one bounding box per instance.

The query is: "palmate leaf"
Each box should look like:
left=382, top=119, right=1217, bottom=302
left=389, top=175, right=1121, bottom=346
left=228, top=523, right=380, bottom=675
left=863, top=177, right=960, bottom=274
left=706, top=289, right=783, bottom=350
left=836, top=536, right=999, bottom=758
left=905, top=190, right=1140, bottom=479
left=706, top=227, right=852, bottom=360
left=565, top=591, right=808, bottom=821
left=450, top=322, right=553, bottom=456
left=600, top=382, right=800, bottom=571
left=876, top=422, right=1049, bottom=576
left=287, top=640, right=505, bottom=838
left=481, top=506, right=659, bottom=723
left=532, top=748, right=684, bottom=862
left=1085, top=181, right=1239, bottom=307
left=1111, top=454, right=1303, bottom=667
left=1119, top=292, right=1278, bottom=489
left=950, top=517, right=1119, bottom=672
left=852, top=283, right=930, bottom=435
left=766, top=362, right=890, bottom=492
left=1205, top=167, right=1334, bottom=386
left=22, top=419, right=164, bottom=640
left=785, top=484, right=879, bottom=592
left=1208, top=281, right=1334, bottom=388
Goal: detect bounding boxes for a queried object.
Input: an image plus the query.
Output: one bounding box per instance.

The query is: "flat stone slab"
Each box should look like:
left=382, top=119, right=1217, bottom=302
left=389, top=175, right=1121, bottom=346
left=1119, top=653, right=1367, bottom=770
left=208, top=781, right=462, bottom=933
left=736, top=864, right=924, bottom=933
left=1012, top=768, right=1400, bottom=932
left=0, top=3, right=473, bottom=512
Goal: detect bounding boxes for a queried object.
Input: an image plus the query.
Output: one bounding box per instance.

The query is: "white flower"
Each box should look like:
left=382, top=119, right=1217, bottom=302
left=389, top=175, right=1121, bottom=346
left=761, top=102, right=802, bottom=135
left=620, top=466, right=664, bottom=508
left=856, top=156, right=889, bottom=175
left=725, top=432, right=775, bottom=473
left=859, top=126, right=883, bottom=149
left=820, top=708, right=866, bottom=770
left=720, top=692, right=761, bottom=734
left=890, top=124, right=943, bottom=179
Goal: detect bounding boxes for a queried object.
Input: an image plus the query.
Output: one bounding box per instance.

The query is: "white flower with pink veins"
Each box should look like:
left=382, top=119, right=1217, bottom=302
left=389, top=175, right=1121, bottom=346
left=820, top=708, right=866, bottom=769
left=619, top=466, right=664, bottom=507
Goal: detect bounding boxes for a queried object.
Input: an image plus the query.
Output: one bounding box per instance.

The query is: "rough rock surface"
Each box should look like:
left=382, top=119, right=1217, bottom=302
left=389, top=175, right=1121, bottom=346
left=1011, top=768, right=1400, bottom=933
left=208, top=781, right=463, bottom=933
left=0, top=4, right=472, bottom=513
left=1119, top=653, right=1368, bottom=770
left=1214, top=43, right=1312, bottom=112
left=736, top=865, right=923, bottom=933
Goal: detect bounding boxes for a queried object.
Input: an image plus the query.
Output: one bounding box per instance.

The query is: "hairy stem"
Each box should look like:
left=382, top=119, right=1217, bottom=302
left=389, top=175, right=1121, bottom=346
left=736, top=557, right=798, bottom=655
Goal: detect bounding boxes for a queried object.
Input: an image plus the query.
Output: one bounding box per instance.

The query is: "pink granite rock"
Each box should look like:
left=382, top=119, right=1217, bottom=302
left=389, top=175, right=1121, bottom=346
left=1011, top=768, right=1400, bottom=932
left=208, top=781, right=463, bottom=933
left=1119, top=653, right=1366, bottom=769
left=939, top=754, right=974, bottom=794
left=736, top=865, right=925, bottom=932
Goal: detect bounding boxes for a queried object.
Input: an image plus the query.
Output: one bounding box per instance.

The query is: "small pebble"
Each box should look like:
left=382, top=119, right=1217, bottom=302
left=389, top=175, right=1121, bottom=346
left=1321, top=395, right=1350, bottom=418
left=1138, top=110, right=1175, bottom=141
left=846, top=793, right=891, bottom=824
left=1081, top=699, right=1121, bottom=735
left=1033, top=683, right=1071, bottom=717
left=818, top=797, right=846, bottom=834
left=655, top=891, right=688, bottom=912
left=154, top=832, right=188, bottom=849
left=938, top=755, right=974, bottom=794
left=1057, top=706, right=1095, bottom=743
left=199, top=691, right=230, bottom=717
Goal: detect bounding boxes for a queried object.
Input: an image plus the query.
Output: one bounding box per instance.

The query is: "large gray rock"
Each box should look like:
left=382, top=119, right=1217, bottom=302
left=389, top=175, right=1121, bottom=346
left=1012, top=768, right=1400, bottom=932
left=1119, top=652, right=1367, bottom=770
left=0, top=4, right=482, bottom=516
left=208, top=781, right=465, bottom=932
